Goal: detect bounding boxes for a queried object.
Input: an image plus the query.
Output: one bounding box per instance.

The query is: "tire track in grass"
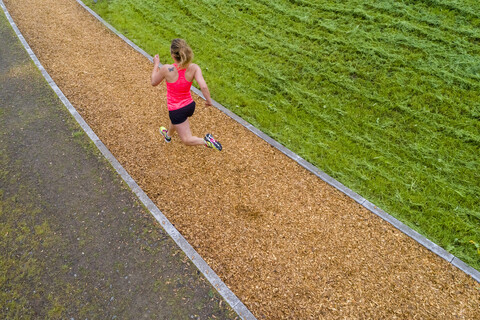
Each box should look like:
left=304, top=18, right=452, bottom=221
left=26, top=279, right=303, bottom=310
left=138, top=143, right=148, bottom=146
left=365, top=2, right=480, bottom=42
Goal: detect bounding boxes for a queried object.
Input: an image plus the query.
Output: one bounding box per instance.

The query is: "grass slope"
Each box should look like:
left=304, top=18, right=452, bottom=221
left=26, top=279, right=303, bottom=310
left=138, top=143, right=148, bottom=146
left=83, top=0, right=480, bottom=270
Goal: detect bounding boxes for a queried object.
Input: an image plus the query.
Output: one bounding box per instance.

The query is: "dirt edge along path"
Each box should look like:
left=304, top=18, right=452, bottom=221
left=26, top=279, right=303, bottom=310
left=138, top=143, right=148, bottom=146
left=4, top=0, right=479, bottom=319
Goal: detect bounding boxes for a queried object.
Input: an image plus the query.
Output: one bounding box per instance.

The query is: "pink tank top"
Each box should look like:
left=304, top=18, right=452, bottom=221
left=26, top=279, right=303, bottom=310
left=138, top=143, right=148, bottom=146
left=166, top=64, right=194, bottom=111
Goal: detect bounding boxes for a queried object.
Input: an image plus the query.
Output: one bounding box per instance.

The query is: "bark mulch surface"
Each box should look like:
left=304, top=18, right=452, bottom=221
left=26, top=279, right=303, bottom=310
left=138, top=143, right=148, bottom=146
left=5, top=0, right=479, bottom=318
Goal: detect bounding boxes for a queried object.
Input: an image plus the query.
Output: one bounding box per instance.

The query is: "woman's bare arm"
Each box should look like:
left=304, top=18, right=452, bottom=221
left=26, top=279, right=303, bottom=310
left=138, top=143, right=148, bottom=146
left=193, top=64, right=213, bottom=106
left=151, top=54, right=165, bottom=86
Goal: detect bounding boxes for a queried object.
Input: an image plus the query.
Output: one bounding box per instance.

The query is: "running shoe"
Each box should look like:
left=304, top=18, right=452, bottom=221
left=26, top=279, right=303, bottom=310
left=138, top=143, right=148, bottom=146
left=159, top=126, right=171, bottom=143
left=204, top=133, right=222, bottom=151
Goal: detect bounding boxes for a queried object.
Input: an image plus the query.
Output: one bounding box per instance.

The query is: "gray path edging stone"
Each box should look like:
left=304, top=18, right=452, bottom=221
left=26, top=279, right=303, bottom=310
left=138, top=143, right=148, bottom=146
left=72, top=1, right=480, bottom=284
left=0, top=2, right=255, bottom=319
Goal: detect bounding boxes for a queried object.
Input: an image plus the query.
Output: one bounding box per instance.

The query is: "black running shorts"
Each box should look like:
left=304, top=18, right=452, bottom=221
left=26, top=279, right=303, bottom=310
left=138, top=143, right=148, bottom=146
left=169, top=101, right=196, bottom=125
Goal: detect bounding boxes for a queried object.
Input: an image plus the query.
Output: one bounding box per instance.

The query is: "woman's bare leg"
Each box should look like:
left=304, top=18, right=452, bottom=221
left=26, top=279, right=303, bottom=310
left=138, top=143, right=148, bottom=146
left=174, top=119, right=205, bottom=146
left=167, top=120, right=176, bottom=138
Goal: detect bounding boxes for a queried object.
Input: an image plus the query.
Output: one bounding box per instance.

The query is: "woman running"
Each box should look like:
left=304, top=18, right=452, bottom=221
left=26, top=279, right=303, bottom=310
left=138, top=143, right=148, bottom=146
left=151, top=38, right=222, bottom=151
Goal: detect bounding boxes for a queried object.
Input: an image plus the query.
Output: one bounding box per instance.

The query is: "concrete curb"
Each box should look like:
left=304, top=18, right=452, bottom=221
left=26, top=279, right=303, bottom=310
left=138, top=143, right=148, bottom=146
left=72, top=1, right=480, bottom=284
left=0, top=2, right=255, bottom=319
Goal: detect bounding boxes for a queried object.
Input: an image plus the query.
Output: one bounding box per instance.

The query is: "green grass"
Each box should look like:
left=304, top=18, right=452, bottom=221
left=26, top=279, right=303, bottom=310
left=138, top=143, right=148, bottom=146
left=83, top=0, right=480, bottom=270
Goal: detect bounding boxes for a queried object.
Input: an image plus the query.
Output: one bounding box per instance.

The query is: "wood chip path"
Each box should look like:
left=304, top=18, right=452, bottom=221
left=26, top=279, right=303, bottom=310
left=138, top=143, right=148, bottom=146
left=4, top=0, right=479, bottom=318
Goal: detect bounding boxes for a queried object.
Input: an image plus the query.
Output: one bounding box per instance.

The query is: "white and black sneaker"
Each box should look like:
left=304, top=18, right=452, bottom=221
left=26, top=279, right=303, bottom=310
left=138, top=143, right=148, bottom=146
left=204, top=133, right=222, bottom=151
left=159, top=126, right=171, bottom=143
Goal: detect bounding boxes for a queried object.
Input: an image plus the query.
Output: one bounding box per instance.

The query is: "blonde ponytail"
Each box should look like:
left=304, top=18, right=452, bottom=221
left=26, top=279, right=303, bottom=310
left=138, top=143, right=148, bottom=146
left=170, top=38, right=193, bottom=69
